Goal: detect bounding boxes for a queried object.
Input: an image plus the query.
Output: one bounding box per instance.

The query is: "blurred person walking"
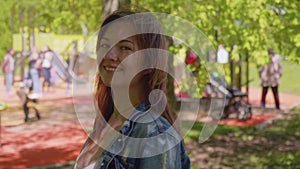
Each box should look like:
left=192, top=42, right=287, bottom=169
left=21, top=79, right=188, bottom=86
left=1, top=48, right=15, bottom=96
left=41, top=46, right=54, bottom=92
left=28, top=46, right=42, bottom=96
left=259, top=48, right=283, bottom=109
left=217, top=44, right=229, bottom=64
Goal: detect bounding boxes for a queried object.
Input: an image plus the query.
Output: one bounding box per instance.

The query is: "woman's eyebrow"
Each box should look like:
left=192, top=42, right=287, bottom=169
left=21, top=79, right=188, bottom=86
left=100, top=37, right=109, bottom=41
left=119, top=39, right=134, bottom=44
left=101, top=38, right=133, bottom=45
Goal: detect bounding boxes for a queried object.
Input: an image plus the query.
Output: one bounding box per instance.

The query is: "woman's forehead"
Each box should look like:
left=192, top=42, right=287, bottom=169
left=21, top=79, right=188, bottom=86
left=101, top=21, right=137, bottom=43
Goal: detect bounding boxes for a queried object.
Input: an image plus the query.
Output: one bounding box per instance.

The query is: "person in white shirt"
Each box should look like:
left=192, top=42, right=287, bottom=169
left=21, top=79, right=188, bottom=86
left=217, top=44, right=229, bottom=64
left=41, top=46, right=54, bottom=92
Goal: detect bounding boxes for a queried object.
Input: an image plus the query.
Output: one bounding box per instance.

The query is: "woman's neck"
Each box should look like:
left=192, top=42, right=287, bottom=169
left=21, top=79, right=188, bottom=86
left=111, top=85, right=145, bottom=119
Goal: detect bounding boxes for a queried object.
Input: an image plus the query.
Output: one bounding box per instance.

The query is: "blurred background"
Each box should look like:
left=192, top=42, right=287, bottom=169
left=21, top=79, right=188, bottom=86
left=0, top=0, right=300, bottom=169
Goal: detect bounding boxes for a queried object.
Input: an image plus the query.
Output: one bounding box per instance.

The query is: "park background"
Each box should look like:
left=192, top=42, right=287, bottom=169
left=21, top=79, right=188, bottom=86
left=0, top=0, right=300, bottom=168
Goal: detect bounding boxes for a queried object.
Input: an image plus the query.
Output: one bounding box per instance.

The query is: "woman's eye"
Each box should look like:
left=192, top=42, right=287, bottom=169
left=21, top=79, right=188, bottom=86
left=120, top=46, right=133, bottom=51
left=101, top=44, right=110, bottom=48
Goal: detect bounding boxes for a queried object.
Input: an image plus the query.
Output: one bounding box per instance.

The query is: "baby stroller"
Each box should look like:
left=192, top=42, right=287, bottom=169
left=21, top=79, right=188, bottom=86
left=204, top=72, right=252, bottom=121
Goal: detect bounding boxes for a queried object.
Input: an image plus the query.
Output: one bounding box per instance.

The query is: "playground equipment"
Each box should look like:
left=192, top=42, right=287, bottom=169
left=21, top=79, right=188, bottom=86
left=14, top=48, right=85, bottom=122
left=51, top=51, right=84, bottom=83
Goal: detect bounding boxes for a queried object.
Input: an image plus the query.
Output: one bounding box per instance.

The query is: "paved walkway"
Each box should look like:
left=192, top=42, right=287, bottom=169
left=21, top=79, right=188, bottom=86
left=0, top=121, right=86, bottom=168
left=247, top=87, right=300, bottom=110
left=0, top=77, right=87, bottom=169
left=0, top=76, right=300, bottom=168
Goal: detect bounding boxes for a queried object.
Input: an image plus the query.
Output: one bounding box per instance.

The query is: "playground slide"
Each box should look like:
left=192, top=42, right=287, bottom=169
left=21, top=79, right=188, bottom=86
left=51, top=52, right=84, bottom=83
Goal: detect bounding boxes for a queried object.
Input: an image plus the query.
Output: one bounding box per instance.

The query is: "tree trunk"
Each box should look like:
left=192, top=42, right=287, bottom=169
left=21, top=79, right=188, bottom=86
left=102, top=0, right=119, bottom=18
left=19, top=11, right=26, bottom=82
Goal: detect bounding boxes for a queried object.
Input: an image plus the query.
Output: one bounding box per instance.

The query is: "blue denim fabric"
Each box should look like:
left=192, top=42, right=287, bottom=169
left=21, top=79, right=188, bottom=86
left=79, top=102, right=190, bottom=169
left=42, top=68, right=51, bottom=87
left=29, top=68, right=41, bottom=94
left=5, top=72, right=13, bottom=93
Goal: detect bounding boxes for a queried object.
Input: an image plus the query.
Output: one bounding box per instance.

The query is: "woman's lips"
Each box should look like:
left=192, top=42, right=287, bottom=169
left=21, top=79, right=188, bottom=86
left=104, top=65, right=123, bottom=72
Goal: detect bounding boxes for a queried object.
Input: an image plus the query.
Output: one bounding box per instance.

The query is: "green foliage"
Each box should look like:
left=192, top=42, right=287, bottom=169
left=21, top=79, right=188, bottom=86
left=136, top=0, right=300, bottom=97
left=139, top=0, right=300, bottom=64
left=0, top=0, right=299, bottom=94
left=1, top=0, right=299, bottom=60
left=0, top=0, right=103, bottom=60
left=37, top=0, right=103, bottom=34
left=181, top=62, right=208, bottom=98
left=5, top=1, right=101, bottom=34
left=0, top=0, right=13, bottom=61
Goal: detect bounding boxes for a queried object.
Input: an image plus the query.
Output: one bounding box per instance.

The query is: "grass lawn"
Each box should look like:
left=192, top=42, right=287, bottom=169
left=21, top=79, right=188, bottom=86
left=249, top=60, right=300, bottom=95
left=185, top=106, right=300, bottom=168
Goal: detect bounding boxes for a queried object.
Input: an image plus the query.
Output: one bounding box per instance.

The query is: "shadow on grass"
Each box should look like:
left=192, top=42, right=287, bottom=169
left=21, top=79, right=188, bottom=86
left=185, top=106, right=300, bottom=168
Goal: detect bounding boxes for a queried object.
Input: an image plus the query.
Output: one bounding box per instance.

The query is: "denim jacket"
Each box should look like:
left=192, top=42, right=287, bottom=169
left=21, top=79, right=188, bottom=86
left=76, top=102, right=190, bottom=169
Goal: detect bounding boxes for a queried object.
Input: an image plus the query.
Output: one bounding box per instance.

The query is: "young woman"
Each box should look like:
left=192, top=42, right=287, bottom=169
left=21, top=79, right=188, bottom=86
left=75, top=8, right=190, bottom=169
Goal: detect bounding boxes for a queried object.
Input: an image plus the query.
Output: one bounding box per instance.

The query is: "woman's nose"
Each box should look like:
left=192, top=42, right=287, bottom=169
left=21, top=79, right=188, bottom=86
left=105, top=47, right=119, bottom=61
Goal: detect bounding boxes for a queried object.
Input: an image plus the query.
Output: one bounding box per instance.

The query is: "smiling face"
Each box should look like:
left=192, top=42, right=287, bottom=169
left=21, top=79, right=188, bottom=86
left=98, top=21, right=142, bottom=87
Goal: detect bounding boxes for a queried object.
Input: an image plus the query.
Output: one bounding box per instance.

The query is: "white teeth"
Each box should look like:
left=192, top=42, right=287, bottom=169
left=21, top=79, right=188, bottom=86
left=105, top=67, right=116, bottom=71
